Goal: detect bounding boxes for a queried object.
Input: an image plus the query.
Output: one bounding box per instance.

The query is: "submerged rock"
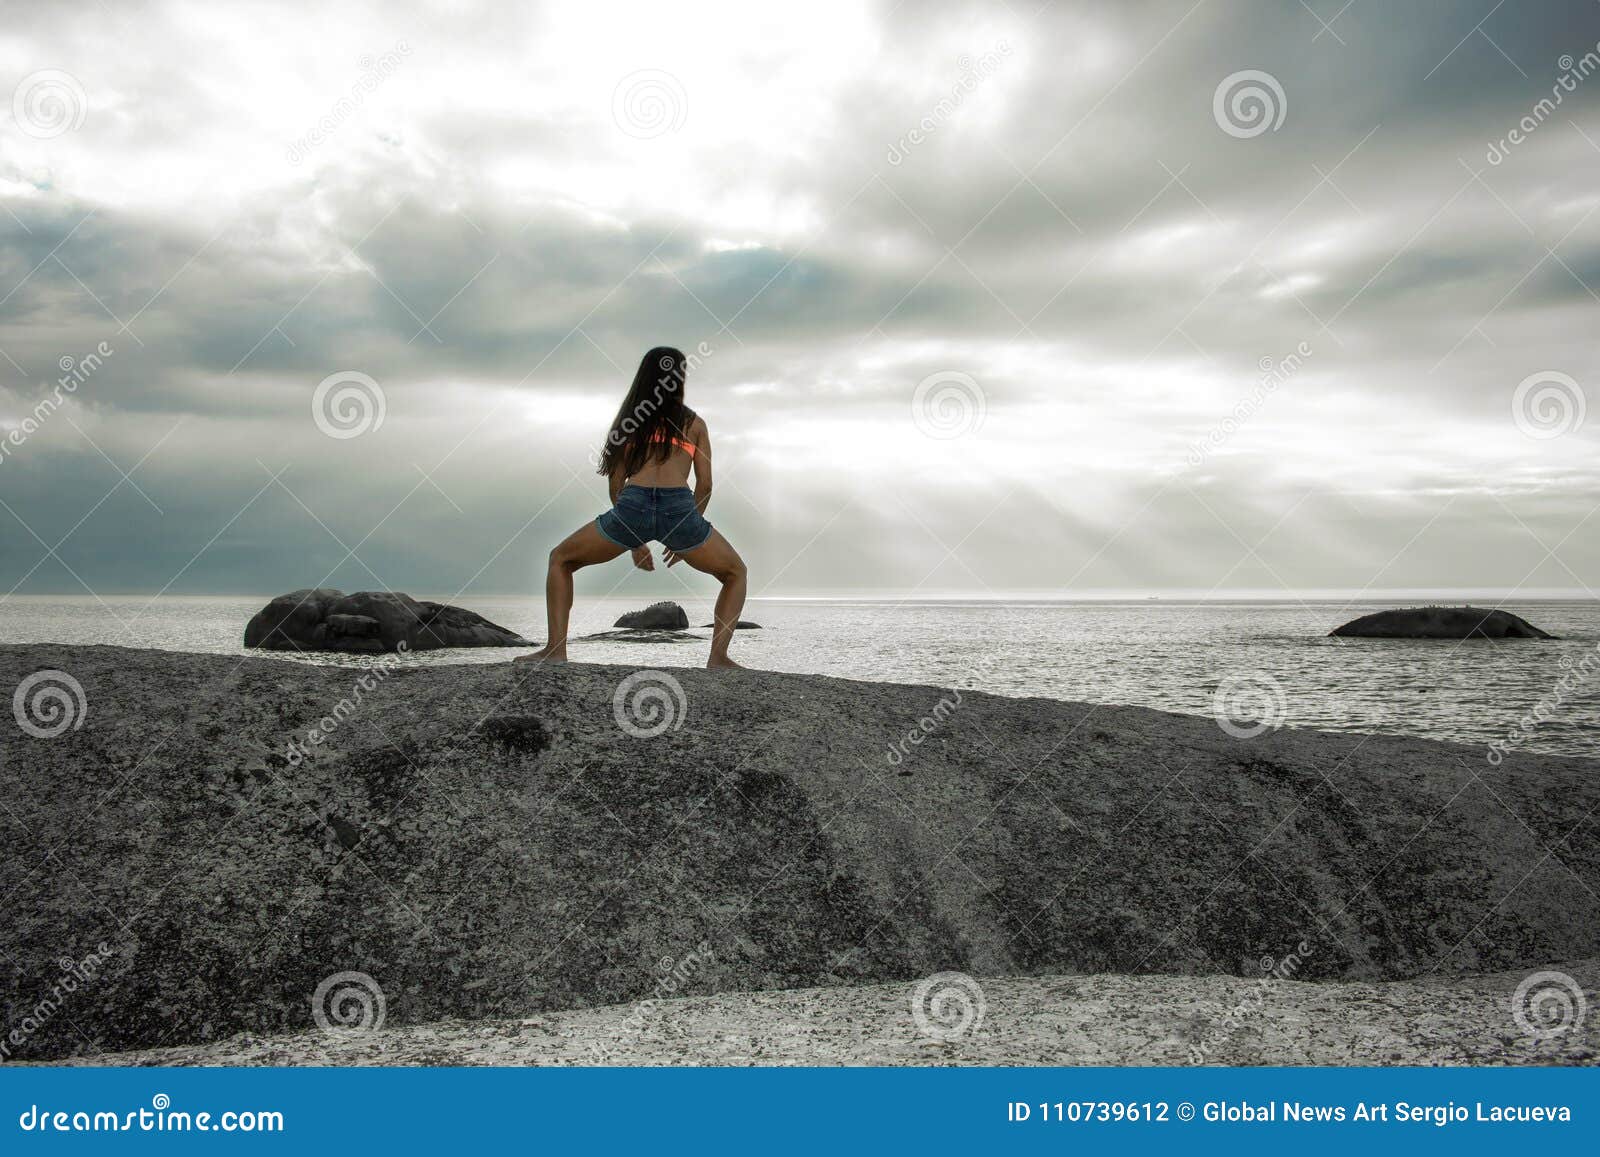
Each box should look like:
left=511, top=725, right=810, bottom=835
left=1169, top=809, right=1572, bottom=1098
left=576, top=629, right=700, bottom=644
left=4, top=642, right=1597, bottom=1061
left=700, top=621, right=762, bottom=629
left=1330, top=606, right=1554, bottom=640
left=613, top=601, right=689, bottom=630
left=244, top=589, right=531, bottom=652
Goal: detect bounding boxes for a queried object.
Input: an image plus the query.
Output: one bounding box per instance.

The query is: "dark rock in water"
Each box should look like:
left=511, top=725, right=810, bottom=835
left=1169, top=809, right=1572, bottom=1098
left=613, top=601, right=689, bottom=630
left=1330, top=606, right=1554, bottom=640
left=244, top=589, right=531, bottom=652
left=242, top=587, right=342, bottom=648
left=578, top=628, right=699, bottom=644
left=700, top=621, right=762, bottom=629
left=6, top=641, right=1598, bottom=1061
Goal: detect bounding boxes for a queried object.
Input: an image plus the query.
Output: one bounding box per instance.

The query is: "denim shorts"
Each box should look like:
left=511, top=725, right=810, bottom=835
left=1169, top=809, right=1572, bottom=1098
left=596, top=486, right=715, bottom=553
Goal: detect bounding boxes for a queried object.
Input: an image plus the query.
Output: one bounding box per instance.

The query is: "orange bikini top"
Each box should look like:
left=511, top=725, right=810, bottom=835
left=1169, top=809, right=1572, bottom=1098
left=649, top=429, right=696, bottom=457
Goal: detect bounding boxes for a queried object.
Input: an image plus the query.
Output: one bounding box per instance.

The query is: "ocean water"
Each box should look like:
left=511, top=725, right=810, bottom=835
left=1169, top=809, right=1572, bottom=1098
left=2, top=595, right=1597, bottom=759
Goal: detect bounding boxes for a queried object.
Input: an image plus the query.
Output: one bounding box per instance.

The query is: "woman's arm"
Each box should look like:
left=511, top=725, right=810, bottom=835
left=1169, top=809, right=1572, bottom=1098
left=608, top=464, right=625, bottom=505
left=691, top=417, right=713, bottom=515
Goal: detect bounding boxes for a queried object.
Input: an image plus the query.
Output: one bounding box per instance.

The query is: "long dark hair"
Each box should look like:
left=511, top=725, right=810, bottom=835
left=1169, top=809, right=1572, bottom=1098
left=597, top=346, right=696, bottom=478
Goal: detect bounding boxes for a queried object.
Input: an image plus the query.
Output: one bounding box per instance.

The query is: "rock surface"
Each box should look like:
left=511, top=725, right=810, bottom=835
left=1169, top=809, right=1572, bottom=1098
left=58, top=963, right=1600, bottom=1067
left=1330, top=606, right=1554, bottom=639
left=244, top=589, right=531, bottom=652
left=701, top=621, right=762, bottom=629
left=613, top=601, right=689, bottom=630
left=2, top=643, right=1597, bottom=1062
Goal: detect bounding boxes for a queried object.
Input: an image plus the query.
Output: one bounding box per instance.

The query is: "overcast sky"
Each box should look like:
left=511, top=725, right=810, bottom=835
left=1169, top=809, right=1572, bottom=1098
left=2, top=0, right=1598, bottom=602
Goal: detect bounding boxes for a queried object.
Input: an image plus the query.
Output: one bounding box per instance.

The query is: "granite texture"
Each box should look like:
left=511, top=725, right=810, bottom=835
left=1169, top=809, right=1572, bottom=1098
left=2, top=643, right=1596, bottom=1062
left=65, top=964, right=1600, bottom=1067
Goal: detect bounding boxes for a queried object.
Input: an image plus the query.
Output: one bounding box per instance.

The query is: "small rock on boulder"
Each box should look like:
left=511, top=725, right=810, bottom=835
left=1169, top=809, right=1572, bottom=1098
left=245, top=590, right=532, bottom=652
left=613, top=601, right=689, bottom=630
left=1330, top=606, right=1554, bottom=640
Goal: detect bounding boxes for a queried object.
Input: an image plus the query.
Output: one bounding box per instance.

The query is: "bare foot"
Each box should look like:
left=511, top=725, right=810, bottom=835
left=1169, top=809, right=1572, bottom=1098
left=706, top=655, right=743, bottom=669
left=514, top=645, right=567, bottom=664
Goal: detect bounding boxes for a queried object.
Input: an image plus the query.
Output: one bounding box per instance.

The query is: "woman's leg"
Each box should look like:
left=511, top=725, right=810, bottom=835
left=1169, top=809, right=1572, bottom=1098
left=518, top=522, right=626, bottom=662
left=671, top=529, right=748, bottom=668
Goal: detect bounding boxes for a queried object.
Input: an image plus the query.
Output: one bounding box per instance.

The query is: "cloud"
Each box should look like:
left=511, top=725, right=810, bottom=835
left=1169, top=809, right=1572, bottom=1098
left=1, top=0, right=1598, bottom=600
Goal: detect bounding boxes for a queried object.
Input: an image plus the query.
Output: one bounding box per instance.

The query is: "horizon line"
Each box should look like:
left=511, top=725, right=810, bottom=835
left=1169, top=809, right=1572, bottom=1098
left=2, top=588, right=1597, bottom=604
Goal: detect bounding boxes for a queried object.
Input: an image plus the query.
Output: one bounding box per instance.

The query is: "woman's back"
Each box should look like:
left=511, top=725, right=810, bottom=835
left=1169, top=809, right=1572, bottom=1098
left=623, top=415, right=705, bottom=487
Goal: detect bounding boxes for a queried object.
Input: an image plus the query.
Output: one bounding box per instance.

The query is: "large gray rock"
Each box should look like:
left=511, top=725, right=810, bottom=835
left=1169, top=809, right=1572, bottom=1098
left=613, top=601, right=689, bottom=630
left=3, top=642, right=1597, bottom=1061
left=241, top=587, right=344, bottom=648
left=1330, top=606, right=1554, bottom=639
left=244, top=589, right=530, bottom=652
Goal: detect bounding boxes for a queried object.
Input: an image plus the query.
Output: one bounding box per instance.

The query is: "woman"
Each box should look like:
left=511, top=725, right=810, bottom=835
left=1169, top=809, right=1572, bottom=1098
left=518, top=346, right=748, bottom=668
